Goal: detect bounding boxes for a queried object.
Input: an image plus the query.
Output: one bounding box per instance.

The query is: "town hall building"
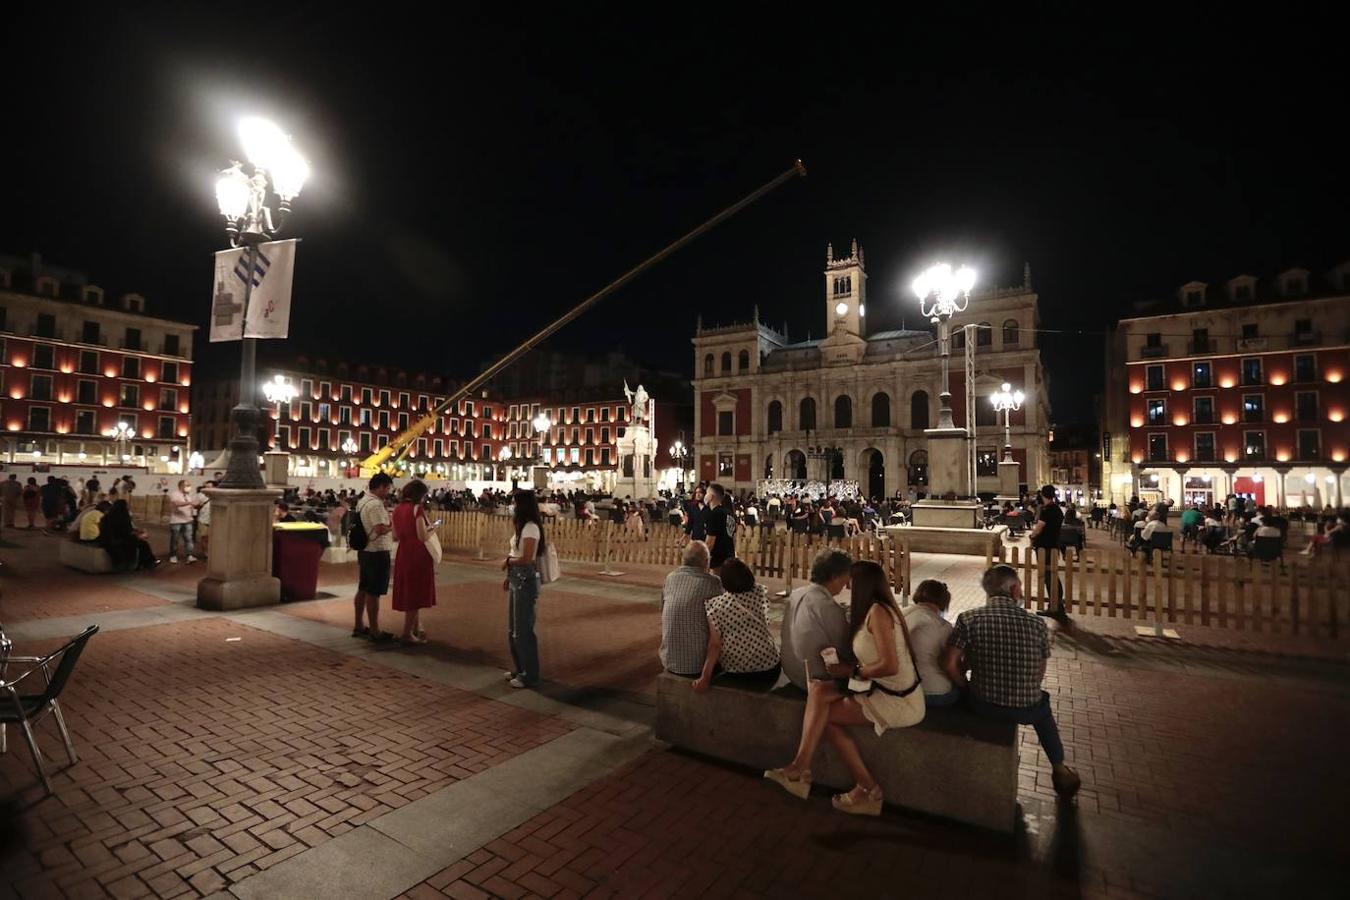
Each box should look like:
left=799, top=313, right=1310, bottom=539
left=691, top=240, right=1052, bottom=499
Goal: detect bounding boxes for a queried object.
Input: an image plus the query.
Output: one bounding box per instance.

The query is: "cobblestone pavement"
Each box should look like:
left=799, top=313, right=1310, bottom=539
left=2, top=522, right=1349, bottom=899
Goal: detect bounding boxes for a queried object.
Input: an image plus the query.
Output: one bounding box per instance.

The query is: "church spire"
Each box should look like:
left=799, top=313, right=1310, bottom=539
left=1023, top=262, right=1032, bottom=289
left=826, top=242, right=834, bottom=263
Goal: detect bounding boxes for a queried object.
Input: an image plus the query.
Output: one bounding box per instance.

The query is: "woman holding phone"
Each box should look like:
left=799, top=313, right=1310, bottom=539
left=392, top=479, right=437, bottom=645
left=502, top=490, right=546, bottom=689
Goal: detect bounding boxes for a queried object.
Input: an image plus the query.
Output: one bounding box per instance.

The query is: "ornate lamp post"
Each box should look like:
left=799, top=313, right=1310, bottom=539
left=262, top=375, right=298, bottom=450
left=341, top=437, right=359, bottom=478
left=213, top=118, right=309, bottom=489
left=989, top=382, right=1025, bottom=460
left=668, top=439, right=691, bottom=488
left=107, top=420, right=135, bottom=463
left=913, top=263, right=976, bottom=430
left=498, top=445, right=513, bottom=483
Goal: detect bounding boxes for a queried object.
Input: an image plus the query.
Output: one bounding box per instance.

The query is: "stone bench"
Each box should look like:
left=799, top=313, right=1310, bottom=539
left=58, top=539, right=135, bottom=574
left=655, top=671, right=1018, bottom=832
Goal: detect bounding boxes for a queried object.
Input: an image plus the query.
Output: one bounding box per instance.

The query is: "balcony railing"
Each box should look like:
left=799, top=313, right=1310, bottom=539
left=121, top=340, right=145, bottom=351
left=1140, top=344, right=1169, bottom=358
left=1187, top=339, right=1217, bottom=354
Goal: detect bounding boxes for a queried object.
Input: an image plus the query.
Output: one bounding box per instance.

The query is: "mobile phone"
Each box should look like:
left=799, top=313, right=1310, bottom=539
left=432, top=519, right=443, bottom=527
left=820, top=647, right=839, bottom=666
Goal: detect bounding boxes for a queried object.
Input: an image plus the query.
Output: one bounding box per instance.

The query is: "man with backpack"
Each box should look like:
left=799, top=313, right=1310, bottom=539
left=351, top=473, right=395, bottom=641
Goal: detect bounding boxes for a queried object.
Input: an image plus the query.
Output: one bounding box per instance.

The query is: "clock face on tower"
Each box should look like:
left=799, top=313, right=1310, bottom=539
left=825, top=243, right=866, bottom=338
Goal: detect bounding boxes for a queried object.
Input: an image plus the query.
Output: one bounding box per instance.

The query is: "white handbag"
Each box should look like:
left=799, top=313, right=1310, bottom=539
left=538, top=539, right=561, bottom=584
left=424, top=530, right=443, bottom=565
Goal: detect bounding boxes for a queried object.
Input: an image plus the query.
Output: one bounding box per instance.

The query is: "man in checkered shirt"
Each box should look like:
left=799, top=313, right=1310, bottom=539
left=941, top=564, right=1082, bottom=798
left=659, top=541, right=723, bottom=677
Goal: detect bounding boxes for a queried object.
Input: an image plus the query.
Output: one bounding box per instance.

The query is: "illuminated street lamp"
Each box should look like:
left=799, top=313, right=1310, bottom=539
left=107, top=420, right=135, bottom=462
left=913, top=263, right=976, bottom=429
left=341, top=437, right=359, bottom=477
left=262, top=374, right=298, bottom=449
left=989, top=382, right=1026, bottom=460
left=214, top=117, right=309, bottom=489
left=668, top=439, right=691, bottom=487
left=188, top=451, right=205, bottom=473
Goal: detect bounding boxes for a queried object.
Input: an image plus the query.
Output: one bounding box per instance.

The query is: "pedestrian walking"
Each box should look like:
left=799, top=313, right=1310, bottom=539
left=502, top=490, right=546, bottom=689
left=392, top=480, right=437, bottom=645
left=167, top=480, right=198, bottom=563
left=21, top=478, right=40, bottom=529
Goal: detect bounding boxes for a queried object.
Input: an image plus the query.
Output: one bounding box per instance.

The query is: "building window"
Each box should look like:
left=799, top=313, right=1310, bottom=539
left=378, top=410, right=390, bottom=430
left=738, top=349, right=750, bottom=372
left=718, top=411, right=734, bottom=435
left=976, top=448, right=998, bottom=477
left=1148, top=433, right=1168, bottom=462
left=703, top=354, right=713, bottom=376
left=910, top=391, right=929, bottom=430
left=398, top=391, right=409, bottom=409
left=164, top=334, right=180, bottom=356
left=359, top=408, right=371, bottom=426
left=1193, top=396, right=1214, bottom=425
left=298, top=426, right=310, bottom=448
left=1294, top=354, right=1316, bottom=383
left=277, top=425, right=290, bottom=448
left=718, top=452, right=734, bottom=476
left=360, top=387, right=372, bottom=406
left=158, top=416, right=176, bottom=439
left=33, top=345, right=54, bottom=370
left=1241, top=358, right=1262, bottom=386
left=570, top=447, right=580, bottom=464
left=721, top=352, right=732, bottom=373
left=81, top=320, right=100, bottom=344
left=1194, top=432, right=1215, bottom=462
left=28, top=407, right=50, bottom=432
left=340, top=406, right=352, bottom=425
left=834, top=395, right=852, bottom=428
left=542, top=448, right=551, bottom=463
left=483, top=423, right=493, bottom=438
left=159, top=388, right=177, bottom=411
left=31, top=374, right=53, bottom=401
left=600, top=427, right=610, bottom=443
left=36, top=313, right=56, bottom=338
left=1145, top=332, right=1162, bottom=349
left=377, top=389, right=389, bottom=407
left=124, top=327, right=142, bottom=350
left=871, top=392, right=890, bottom=427
left=1146, top=365, right=1164, bottom=391
left=1242, top=394, right=1264, bottom=423
left=1241, top=323, right=1259, bottom=340
left=1146, top=398, right=1166, bottom=425
left=1002, top=320, right=1019, bottom=347
left=318, top=402, right=331, bottom=421
left=163, top=362, right=179, bottom=384
left=398, top=413, right=408, bottom=430
left=120, top=384, right=140, bottom=408
left=1190, top=328, right=1211, bottom=353
left=952, top=329, right=966, bottom=350
left=318, top=428, right=329, bottom=450
left=122, top=357, right=141, bottom=379
left=75, top=410, right=96, bottom=435
left=1297, top=429, right=1320, bottom=460
left=767, top=400, right=783, bottom=433
left=342, top=385, right=353, bottom=403
left=77, top=379, right=96, bottom=405
left=601, top=447, right=611, bottom=465
left=79, top=350, right=98, bottom=374
left=799, top=397, right=816, bottom=431
left=976, top=323, right=992, bottom=347
left=976, top=397, right=997, bottom=428
left=359, top=432, right=371, bottom=453
left=1192, top=362, right=1212, bottom=388
left=1295, top=391, right=1318, bottom=422
left=1243, top=431, right=1266, bottom=461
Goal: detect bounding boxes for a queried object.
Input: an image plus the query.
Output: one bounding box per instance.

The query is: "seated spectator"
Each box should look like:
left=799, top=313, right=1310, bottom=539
left=1302, top=513, right=1348, bottom=557
left=274, top=500, right=296, bottom=523
left=98, top=499, right=159, bottom=569
left=659, top=541, right=724, bottom=677
left=1128, top=510, right=1170, bottom=555
left=692, top=558, right=780, bottom=691
left=766, top=556, right=923, bottom=816
left=902, top=579, right=959, bottom=707
left=71, top=497, right=110, bottom=543
left=941, top=565, right=1081, bottom=798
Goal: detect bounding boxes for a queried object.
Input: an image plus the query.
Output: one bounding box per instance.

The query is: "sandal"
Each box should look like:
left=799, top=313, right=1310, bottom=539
left=831, top=785, right=883, bottom=817
left=763, top=768, right=812, bottom=800
left=400, top=634, right=428, bottom=646
left=352, top=627, right=370, bottom=638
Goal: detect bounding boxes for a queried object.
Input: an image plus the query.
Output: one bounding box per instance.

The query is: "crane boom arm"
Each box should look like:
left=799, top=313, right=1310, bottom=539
left=359, top=159, right=807, bottom=476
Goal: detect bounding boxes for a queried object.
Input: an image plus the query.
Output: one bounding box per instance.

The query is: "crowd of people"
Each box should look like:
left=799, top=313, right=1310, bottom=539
left=659, top=518, right=1082, bottom=817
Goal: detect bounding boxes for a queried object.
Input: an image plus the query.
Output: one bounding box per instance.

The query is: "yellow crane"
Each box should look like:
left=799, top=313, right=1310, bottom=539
left=360, top=160, right=807, bottom=478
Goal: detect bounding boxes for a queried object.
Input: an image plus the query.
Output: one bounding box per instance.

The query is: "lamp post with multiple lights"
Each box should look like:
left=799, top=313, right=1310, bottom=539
left=912, top=263, right=976, bottom=430
left=668, top=438, right=691, bottom=489
left=989, top=382, right=1025, bottom=461
left=262, top=374, right=298, bottom=451
left=213, top=118, right=309, bottom=489
left=107, top=420, right=135, bottom=463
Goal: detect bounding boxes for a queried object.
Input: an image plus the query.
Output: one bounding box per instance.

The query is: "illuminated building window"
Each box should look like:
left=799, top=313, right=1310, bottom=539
left=570, top=447, right=580, bottom=464
left=1242, top=395, right=1265, bottom=423
left=1243, top=431, right=1266, bottom=461
left=718, top=453, right=734, bottom=476
left=1148, top=433, right=1168, bottom=462
left=1241, top=358, right=1262, bottom=386
left=1192, top=362, right=1212, bottom=388
left=120, top=384, right=140, bottom=408
left=977, top=449, right=998, bottom=477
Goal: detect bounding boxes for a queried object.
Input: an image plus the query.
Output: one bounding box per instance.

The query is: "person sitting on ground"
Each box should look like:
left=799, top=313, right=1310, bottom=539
left=902, top=579, right=960, bottom=707
left=659, top=541, right=724, bottom=677
left=767, top=557, right=923, bottom=816
left=98, top=499, right=159, bottom=569
left=941, top=564, right=1081, bottom=798
left=692, top=557, right=780, bottom=692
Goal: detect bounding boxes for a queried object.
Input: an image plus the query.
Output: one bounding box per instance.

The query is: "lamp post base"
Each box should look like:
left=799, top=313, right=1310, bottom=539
left=196, top=487, right=282, bottom=611
left=264, top=451, right=290, bottom=486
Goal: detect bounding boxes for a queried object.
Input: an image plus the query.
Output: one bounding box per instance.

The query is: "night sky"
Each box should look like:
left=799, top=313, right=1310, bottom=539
left=4, top=7, right=1343, bottom=423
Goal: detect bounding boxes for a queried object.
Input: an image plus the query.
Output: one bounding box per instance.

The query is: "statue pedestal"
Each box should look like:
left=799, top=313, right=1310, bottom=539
left=264, top=451, right=290, bottom=486
left=912, top=425, right=978, bottom=528
left=196, top=487, right=282, bottom=611
left=996, top=458, right=1022, bottom=503
left=614, top=424, right=658, bottom=500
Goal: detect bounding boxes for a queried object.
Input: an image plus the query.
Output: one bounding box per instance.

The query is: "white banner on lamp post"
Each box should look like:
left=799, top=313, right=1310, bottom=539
left=209, top=238, right=297, bottom=342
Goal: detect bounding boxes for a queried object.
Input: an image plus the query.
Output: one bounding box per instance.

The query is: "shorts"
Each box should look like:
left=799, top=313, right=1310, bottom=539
left=358, top=550, right=391, bottom=596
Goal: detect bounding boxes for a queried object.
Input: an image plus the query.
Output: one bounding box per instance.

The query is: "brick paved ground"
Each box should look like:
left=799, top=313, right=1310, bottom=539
left=0, top=618, right=571, bottom=900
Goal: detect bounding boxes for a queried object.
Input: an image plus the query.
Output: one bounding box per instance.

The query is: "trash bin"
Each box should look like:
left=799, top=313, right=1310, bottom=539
left=272, top=522, right=330, bottom=601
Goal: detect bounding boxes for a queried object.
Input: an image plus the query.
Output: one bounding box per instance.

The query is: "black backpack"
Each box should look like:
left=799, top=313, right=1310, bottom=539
left=348, top=500, right=369, bottom=551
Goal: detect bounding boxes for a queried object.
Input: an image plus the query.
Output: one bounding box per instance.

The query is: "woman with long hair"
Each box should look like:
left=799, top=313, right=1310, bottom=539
left=765, top=560, right=924, bottom=816
left=97, top=499, right=159, bottom=569
left=502, top=489, right=546, bottom=689
left=391, top=480, right=437, bottom=645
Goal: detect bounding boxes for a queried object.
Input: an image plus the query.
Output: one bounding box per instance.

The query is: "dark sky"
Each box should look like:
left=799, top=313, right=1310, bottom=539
left=3, top=6, right=1343, bottom=423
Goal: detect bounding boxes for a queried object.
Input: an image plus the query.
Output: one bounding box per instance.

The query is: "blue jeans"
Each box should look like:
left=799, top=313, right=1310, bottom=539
left=508, top=565, right=540, bottom=685
left=968, top=690, right=1064, bottom=765
left=925, top=687, right=962, bottom=708
left=169, top=523, right=195, bottom=558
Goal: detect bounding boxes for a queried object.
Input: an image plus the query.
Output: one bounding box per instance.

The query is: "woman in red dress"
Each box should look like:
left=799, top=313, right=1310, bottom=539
left=392, top=480, right=437, bottom=645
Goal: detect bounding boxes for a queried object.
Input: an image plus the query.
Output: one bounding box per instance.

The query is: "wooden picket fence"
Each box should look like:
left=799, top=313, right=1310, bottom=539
left=127, top=494, right=170, bottom=522
left=433, top=512, right=916, bottom=598
left=1001, top=544, right=1350, bottom=639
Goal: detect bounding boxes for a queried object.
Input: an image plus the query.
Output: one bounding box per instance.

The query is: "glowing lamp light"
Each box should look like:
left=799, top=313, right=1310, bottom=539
left=1328, top=475, right=1338, bottom=484
left=1273, top=413, right=1289, bottom=424
left=60, top=365, right=72, bottom=374
left=215, top=163, right=250, bottom=219
left=1333, top=450, right=1346, bottom=463
left=859, top=304, right=866, bottom=317
left=1219, top=378, right=1235, bottom=389
left=6, top=423, right=18, bottom=432
left=1132, top=452, right=1144, bottom=464
left=31, top=450, right=41, bottom=459
left=1173, top=416, right=1188, bottom=426
left=1330, top=410, right=1345, bottom=423
left=912, top=263, right=977, bottom=319
left=78, top=452, right=87, bottom=460
left=102, top=400, right=114, bottom=408
left=57, top=393, right=71, bottom=403
left=1172, top=381, right=1187, bottom=392
left=1131, top=416, right=1144, bottom=428
left=1129, top=383, right=1143, bottom=395
left=104, top=368, right=116, bottom=378
left=142, top=429, right=153, bottom=439
left=1222, top=414, right=1237, bottom=425
left=1269, top=373, right=1286, bottom=386
left=178, top=428, right=188, bottom=437
left=1328, top=371, right=1343, bottom=384
left=9, top=389, right=22, bottom=400
left=56, top=426, right=68, bottom=434
left=1175, top=453, right=1189, bottom=463
left=180, top=406, right=189, bottom=414
left=1202, top=474, right=1212, bottom=483
left=1225, top=451, right=1238, bottom=462
left=159, top=455, right=170, bottom=463
left=144, top=402, right=155, bottom=411
left=1305, top=472, right=1316, bottom=484
left=11, top=359, right=26, bottom=369
left=835, top=302, right=848, bottom=316
left=1252, top=473, right=1263, bottom=483
left=1276, top=451, right=1290, bottom=462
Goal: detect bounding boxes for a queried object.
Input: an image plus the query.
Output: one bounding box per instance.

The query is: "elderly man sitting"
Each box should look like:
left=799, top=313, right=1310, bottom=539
left=659, top=540, right=724, bottom=677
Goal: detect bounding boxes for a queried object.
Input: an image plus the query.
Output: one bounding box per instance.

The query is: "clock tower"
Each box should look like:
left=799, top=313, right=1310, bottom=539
left=824, top=238, right=867, bottom=337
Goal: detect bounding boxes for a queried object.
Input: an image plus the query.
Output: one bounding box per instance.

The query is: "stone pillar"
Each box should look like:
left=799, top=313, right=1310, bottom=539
left=996, top=457, right=1021, bottom=501
left=1334, top=467, right=1346, bottom=508
left=197, top=487, right=282, bottom=610
left=1273, top=465, right=1292, bottom=511
left=923, top=427, right=970, bottom=499
left=264, top=450, right=290, bottom=487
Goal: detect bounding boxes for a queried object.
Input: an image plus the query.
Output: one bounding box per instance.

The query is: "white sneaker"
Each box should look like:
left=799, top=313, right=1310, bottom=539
left=169, top=556, right=179, bottom=563
left=187, top=555, right=198, bottom=563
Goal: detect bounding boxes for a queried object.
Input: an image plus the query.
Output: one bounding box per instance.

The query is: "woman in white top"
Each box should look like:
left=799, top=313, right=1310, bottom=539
left=901, top=579, right=959, bottom=707
left=502, top=491, right=545, bottom=689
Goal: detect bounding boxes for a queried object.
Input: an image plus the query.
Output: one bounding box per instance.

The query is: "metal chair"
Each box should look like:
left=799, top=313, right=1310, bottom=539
left=1145, top=530, right=1174, bottom=563
left=0, top=625, right=99, bottom=794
